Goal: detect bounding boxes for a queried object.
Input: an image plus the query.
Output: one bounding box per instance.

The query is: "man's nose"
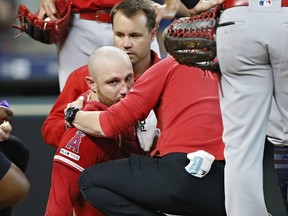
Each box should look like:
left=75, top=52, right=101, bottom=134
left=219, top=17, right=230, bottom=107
left=122, top=36, right=132, bottom=47
left=119, top=83, right=129, bottom=95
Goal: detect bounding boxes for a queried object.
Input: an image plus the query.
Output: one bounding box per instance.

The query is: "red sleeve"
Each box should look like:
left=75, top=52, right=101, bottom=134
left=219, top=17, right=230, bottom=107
left=100, top=57, right=224, bottom=159
left=99, top=58, right=177, bottom=137
left=42, top=65, right=89, bottom=147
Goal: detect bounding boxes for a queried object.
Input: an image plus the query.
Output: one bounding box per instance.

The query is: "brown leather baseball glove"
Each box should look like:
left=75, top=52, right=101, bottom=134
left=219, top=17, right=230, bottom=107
left=12, top=0, right=72, bottom=45
left=164, top=5, right=222, bottom=73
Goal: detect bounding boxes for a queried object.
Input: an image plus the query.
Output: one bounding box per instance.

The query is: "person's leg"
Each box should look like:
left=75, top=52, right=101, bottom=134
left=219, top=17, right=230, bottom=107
left=0, top=135, right=29, bottom=215
left=0, top=135, right=29, bottom=172
left=273, top=146, right=288, bottom=212
left=79, top=153, right=225, bottom=216
left=270, top=6, right=288, bottom=215
left=74, top=195, right=105, bottom=216
left=217, top=7, right=274, bottom=216
left=0, top=153, right=30, bottom=210
left=58, top=15, right=113, bottom=90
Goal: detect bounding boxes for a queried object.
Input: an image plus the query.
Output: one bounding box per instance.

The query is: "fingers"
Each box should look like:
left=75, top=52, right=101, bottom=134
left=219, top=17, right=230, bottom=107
left=71, top=96, right=85, bottom=109
left=0, top=121, right=12, bottom=141
left=77, top=96, right=85, bottom=102
left=64, top=96, right=85, bottom=113
left=150, top=1, right=179, bottom=27
left=38, top=0, right=58, bottom=20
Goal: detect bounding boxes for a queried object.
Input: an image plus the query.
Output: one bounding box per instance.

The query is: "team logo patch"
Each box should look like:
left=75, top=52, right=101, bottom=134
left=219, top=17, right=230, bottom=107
left=65, top=130, right=85, bottom=153
left=60, top=148, right=80, bottom=161
left=258, top=0, right=272, bottom=6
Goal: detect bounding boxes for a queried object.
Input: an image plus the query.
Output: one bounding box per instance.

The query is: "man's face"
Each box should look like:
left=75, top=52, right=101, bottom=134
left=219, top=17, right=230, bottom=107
left=113, top=11, right=155, bottom=65
left=94, top=61, right=134, bottom=106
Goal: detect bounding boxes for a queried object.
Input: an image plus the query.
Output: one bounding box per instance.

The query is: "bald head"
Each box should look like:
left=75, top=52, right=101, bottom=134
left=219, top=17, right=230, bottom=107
left=86, top=46, right=134, bottom=106
left=88, top=46, right=132, bottom=79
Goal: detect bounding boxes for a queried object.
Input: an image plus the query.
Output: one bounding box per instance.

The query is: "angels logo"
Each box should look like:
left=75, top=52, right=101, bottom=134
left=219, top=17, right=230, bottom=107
left=65, top=130, right=86, bottom=153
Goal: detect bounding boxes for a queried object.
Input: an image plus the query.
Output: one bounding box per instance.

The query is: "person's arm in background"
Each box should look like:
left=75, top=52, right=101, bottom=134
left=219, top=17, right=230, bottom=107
left=148, top=0, right=185, bottom=26
left=0, top=121, right=30, bottom=209
left=42, top=65, right=89, bottom=147
left=186, top=0, right=225, bottom=15
left=153, top=0, right=225, bottom=20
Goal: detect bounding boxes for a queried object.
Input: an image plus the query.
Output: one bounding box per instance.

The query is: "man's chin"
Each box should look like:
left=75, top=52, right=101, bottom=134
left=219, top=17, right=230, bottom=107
left=128, top=54, right=136, bottom=62
left=131, top=60, right=139, bottom=67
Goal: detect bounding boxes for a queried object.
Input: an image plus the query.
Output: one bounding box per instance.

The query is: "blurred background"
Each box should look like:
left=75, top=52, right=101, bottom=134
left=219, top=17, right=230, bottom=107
left=1, top=0, right=58, bottom=215
left=0, top=0, right=60, bottom=96
left=1, top=0, right=286, bottom=216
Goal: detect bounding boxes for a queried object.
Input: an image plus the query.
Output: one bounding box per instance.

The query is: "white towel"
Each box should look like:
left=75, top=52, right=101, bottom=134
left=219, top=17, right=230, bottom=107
left=185, top=150, right=215, bottom=178
left=136, top=110, right=158, bottom=152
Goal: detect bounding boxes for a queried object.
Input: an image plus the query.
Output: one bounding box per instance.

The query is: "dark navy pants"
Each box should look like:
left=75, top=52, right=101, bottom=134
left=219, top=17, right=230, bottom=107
left=79, top=153, right=226, bottom=216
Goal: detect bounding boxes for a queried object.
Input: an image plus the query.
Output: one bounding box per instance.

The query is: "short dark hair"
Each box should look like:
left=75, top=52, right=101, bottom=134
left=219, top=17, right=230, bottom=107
left=110, top=0, right=156, bottom=32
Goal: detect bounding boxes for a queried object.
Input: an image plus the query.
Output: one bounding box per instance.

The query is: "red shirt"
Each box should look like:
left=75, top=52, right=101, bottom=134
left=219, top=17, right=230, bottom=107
left=42, top=64, right=88, bottom=147
left=100, top=56, right=225, bottom=160
left=46, top=93, right=110, bottom=216
left=54, top=92, right=120, bottom=172
left=42, top=51, right=160, bottom=147
left=72, top=0, right=122, bottom=12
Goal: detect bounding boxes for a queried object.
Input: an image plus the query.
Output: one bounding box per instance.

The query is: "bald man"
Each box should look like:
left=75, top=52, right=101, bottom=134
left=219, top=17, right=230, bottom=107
left=44, top=46, right=136, bottom=216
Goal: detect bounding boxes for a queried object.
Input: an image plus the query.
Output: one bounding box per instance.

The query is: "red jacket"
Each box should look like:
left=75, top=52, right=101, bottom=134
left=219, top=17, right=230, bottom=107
left=45, top=93, right=113, bottom=216
left=42, top=51, right=160, bottom=147
left=100, top=56, right=225, bottom=160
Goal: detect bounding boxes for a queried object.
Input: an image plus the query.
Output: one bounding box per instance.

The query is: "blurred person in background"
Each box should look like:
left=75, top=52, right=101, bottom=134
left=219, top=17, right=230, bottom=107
left=42, top=0, right=161, bottom=148
left=0, top=105, right=30, bottom=216
left=36, top=0, right=183, bottom=90
left=0, top=0, right=16, bottom=53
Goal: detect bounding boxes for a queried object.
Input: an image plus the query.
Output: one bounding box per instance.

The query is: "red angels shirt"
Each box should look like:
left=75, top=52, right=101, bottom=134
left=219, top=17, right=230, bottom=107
left=54, top=92, right=120, bottom=172
left=42, top=51, right=161, bottom=147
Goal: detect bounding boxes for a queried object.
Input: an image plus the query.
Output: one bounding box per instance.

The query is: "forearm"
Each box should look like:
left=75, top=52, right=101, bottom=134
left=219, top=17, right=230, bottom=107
left=73, top=111, right=105, bottom=137
left=177, top=0, right=190, bottom=17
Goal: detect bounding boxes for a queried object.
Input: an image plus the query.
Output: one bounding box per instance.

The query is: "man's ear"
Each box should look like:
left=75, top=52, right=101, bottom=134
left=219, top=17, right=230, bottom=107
left=151, top=26, right=158, bottom=41
left=85, top=76, right=97, bottom=92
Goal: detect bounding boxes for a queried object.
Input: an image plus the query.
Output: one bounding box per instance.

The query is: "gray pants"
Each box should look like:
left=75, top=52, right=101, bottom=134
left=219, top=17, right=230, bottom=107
left=217, top=1, right=288, bottom=215
left=58, top=14, right=114, bottom=91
